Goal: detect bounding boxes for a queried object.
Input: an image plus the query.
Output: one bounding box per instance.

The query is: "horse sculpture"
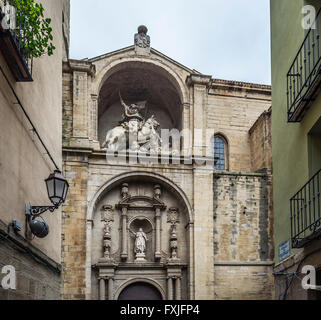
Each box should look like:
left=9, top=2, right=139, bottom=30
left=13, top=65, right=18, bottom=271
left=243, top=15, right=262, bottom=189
left=102, top=115, right=162, bottom=153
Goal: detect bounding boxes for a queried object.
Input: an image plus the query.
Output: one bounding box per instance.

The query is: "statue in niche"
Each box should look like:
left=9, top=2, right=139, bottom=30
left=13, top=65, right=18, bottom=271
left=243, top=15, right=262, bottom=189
left=102, top=93, right=162, bottom=153
left=134, top=228, right=148, bottom=253
left=130, top=227, right=148, bottom=261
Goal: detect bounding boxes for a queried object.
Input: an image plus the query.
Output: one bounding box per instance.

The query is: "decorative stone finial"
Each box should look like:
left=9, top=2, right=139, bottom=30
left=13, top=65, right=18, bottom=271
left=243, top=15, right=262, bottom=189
left=154, top=184, right=161, bottom=199
left=138, top=25, right=148, bottom=35
left=134, top=25, right=150, bottom=55
left=121, top=183, right=129, bottom=199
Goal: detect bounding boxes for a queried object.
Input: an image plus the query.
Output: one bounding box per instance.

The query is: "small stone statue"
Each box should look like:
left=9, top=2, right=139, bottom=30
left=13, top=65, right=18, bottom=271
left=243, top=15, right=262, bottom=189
left=103, top=235, right=112, bottom=259
left=167, top=208, right=180, bottom=260
left=170, top=224, right=178, bottom=260
left=134, top=25, right=150, bottom=49
left=131, top=227, right=148, bottom=261
left=134, top=228, right=148, bottom=253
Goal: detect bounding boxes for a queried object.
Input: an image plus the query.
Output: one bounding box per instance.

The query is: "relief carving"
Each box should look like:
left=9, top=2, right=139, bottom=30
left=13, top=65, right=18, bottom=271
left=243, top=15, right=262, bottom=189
left=167, top=208, right=180, bottom=260
left=167, top=207, right=180, bottom=225
left=101, top=205, right=114, bottom=260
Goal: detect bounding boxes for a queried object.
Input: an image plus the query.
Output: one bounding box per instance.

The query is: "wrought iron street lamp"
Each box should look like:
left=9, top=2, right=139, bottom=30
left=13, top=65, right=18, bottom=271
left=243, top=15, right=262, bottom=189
left=25, top=170, right=69, bottom=238
left=45, top=170, right=69, bottom=207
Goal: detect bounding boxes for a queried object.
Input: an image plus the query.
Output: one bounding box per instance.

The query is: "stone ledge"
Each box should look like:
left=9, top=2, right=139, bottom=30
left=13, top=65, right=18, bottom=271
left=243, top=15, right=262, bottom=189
left=215, top=261, right=274, bottom=266
left=214, top=171, right=270, bottom=178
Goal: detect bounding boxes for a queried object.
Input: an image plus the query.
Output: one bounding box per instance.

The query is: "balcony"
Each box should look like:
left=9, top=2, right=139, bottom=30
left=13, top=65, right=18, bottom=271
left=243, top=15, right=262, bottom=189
left=287, top=7, right=321, bottom=122
left=291, top=168, right=321, bottom=248
left=0, top=0, right=33, bottom=81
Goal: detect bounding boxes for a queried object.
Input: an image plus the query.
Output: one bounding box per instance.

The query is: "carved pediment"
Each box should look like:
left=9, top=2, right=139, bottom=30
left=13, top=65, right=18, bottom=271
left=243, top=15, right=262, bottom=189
left=116, top=195, right=166, bottom=211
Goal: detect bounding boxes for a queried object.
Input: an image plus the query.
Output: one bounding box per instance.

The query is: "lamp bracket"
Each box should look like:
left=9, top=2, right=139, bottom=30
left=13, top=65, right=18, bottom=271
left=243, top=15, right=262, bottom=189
left=25, top=203, right=59, bottom=219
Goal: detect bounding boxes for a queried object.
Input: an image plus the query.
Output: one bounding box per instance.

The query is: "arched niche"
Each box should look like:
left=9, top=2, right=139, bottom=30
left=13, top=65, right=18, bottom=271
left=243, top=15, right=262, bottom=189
left=97, top=61, right=184, bottom=145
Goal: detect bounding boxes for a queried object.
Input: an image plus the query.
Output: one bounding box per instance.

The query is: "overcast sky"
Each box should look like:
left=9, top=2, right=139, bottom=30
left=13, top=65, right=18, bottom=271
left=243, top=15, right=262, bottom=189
left=70, top=0, right=271, bottom=85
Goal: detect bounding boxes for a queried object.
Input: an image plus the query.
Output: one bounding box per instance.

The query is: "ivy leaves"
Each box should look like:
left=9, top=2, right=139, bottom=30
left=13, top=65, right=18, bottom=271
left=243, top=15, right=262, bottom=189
left=11, top=0, right=55, bottom=58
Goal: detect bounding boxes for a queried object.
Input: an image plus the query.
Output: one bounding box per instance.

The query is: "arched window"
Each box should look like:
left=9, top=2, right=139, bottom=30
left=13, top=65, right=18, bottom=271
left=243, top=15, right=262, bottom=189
left=213, top=135, right=228, bottom=170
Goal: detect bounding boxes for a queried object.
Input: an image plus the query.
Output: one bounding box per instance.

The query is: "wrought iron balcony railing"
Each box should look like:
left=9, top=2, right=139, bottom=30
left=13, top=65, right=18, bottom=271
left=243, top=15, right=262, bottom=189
left=0, top=0, right=33, bottom=81
left=291, top=168, right=321, bottom=248
left=287, top=7, right=321, bottom=122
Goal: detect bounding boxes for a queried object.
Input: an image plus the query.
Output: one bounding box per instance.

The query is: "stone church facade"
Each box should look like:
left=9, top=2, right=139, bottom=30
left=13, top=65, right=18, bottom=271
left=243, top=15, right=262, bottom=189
left=61, top=26, right=274, bottom=300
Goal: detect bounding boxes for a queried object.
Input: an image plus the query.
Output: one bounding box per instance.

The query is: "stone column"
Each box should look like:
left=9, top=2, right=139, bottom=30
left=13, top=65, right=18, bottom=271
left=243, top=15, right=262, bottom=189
left=167, top=277, right=173, bottom=300
left=155, top=207, right=161, bottom=259
left=99, top=278, right=106, bottom=300
left=175, top=277, right=182, bottom=300
left=121, top=207, right=128, bottom=260
left=108, top=277, right=114, bottom=300
left=85, top=219, right=93, bottom=300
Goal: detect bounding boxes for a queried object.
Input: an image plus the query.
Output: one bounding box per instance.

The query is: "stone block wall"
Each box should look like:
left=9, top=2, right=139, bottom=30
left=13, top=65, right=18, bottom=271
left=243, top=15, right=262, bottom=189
left=61, top=157, right=89, bottom=299
left=213, top=172, right=274, bottom=299
left=62, top=72, right=73, bottom=143
left=214, top=264, right=274, bottom=300
left=0, top=240, right=60, bottom=300
left=249, top=107, right=272, bottom=173
left=207, top=80, right=271, bottom=173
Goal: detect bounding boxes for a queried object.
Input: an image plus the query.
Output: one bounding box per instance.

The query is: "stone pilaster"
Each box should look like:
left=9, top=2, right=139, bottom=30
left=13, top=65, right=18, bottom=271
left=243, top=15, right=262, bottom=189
left=121, top=206, right=128, bottom=260
left=186, top=74, right=212, bottom=158
left=65, top=60, right=95, bottom=149
left=193, top=168, right=215, bottom=299
left=90, top=94, right=100, bottom=150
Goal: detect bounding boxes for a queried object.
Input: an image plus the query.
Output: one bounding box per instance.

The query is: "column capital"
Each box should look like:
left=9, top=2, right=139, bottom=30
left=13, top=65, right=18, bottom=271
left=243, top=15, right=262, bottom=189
left=63, top=59, right=96, bottom=77
left=186, top=74, right=212, bottom=87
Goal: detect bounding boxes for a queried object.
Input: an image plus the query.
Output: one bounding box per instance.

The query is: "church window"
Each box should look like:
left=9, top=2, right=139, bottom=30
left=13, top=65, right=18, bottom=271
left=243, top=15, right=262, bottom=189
left=214, top=135, right=228, bottom=170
